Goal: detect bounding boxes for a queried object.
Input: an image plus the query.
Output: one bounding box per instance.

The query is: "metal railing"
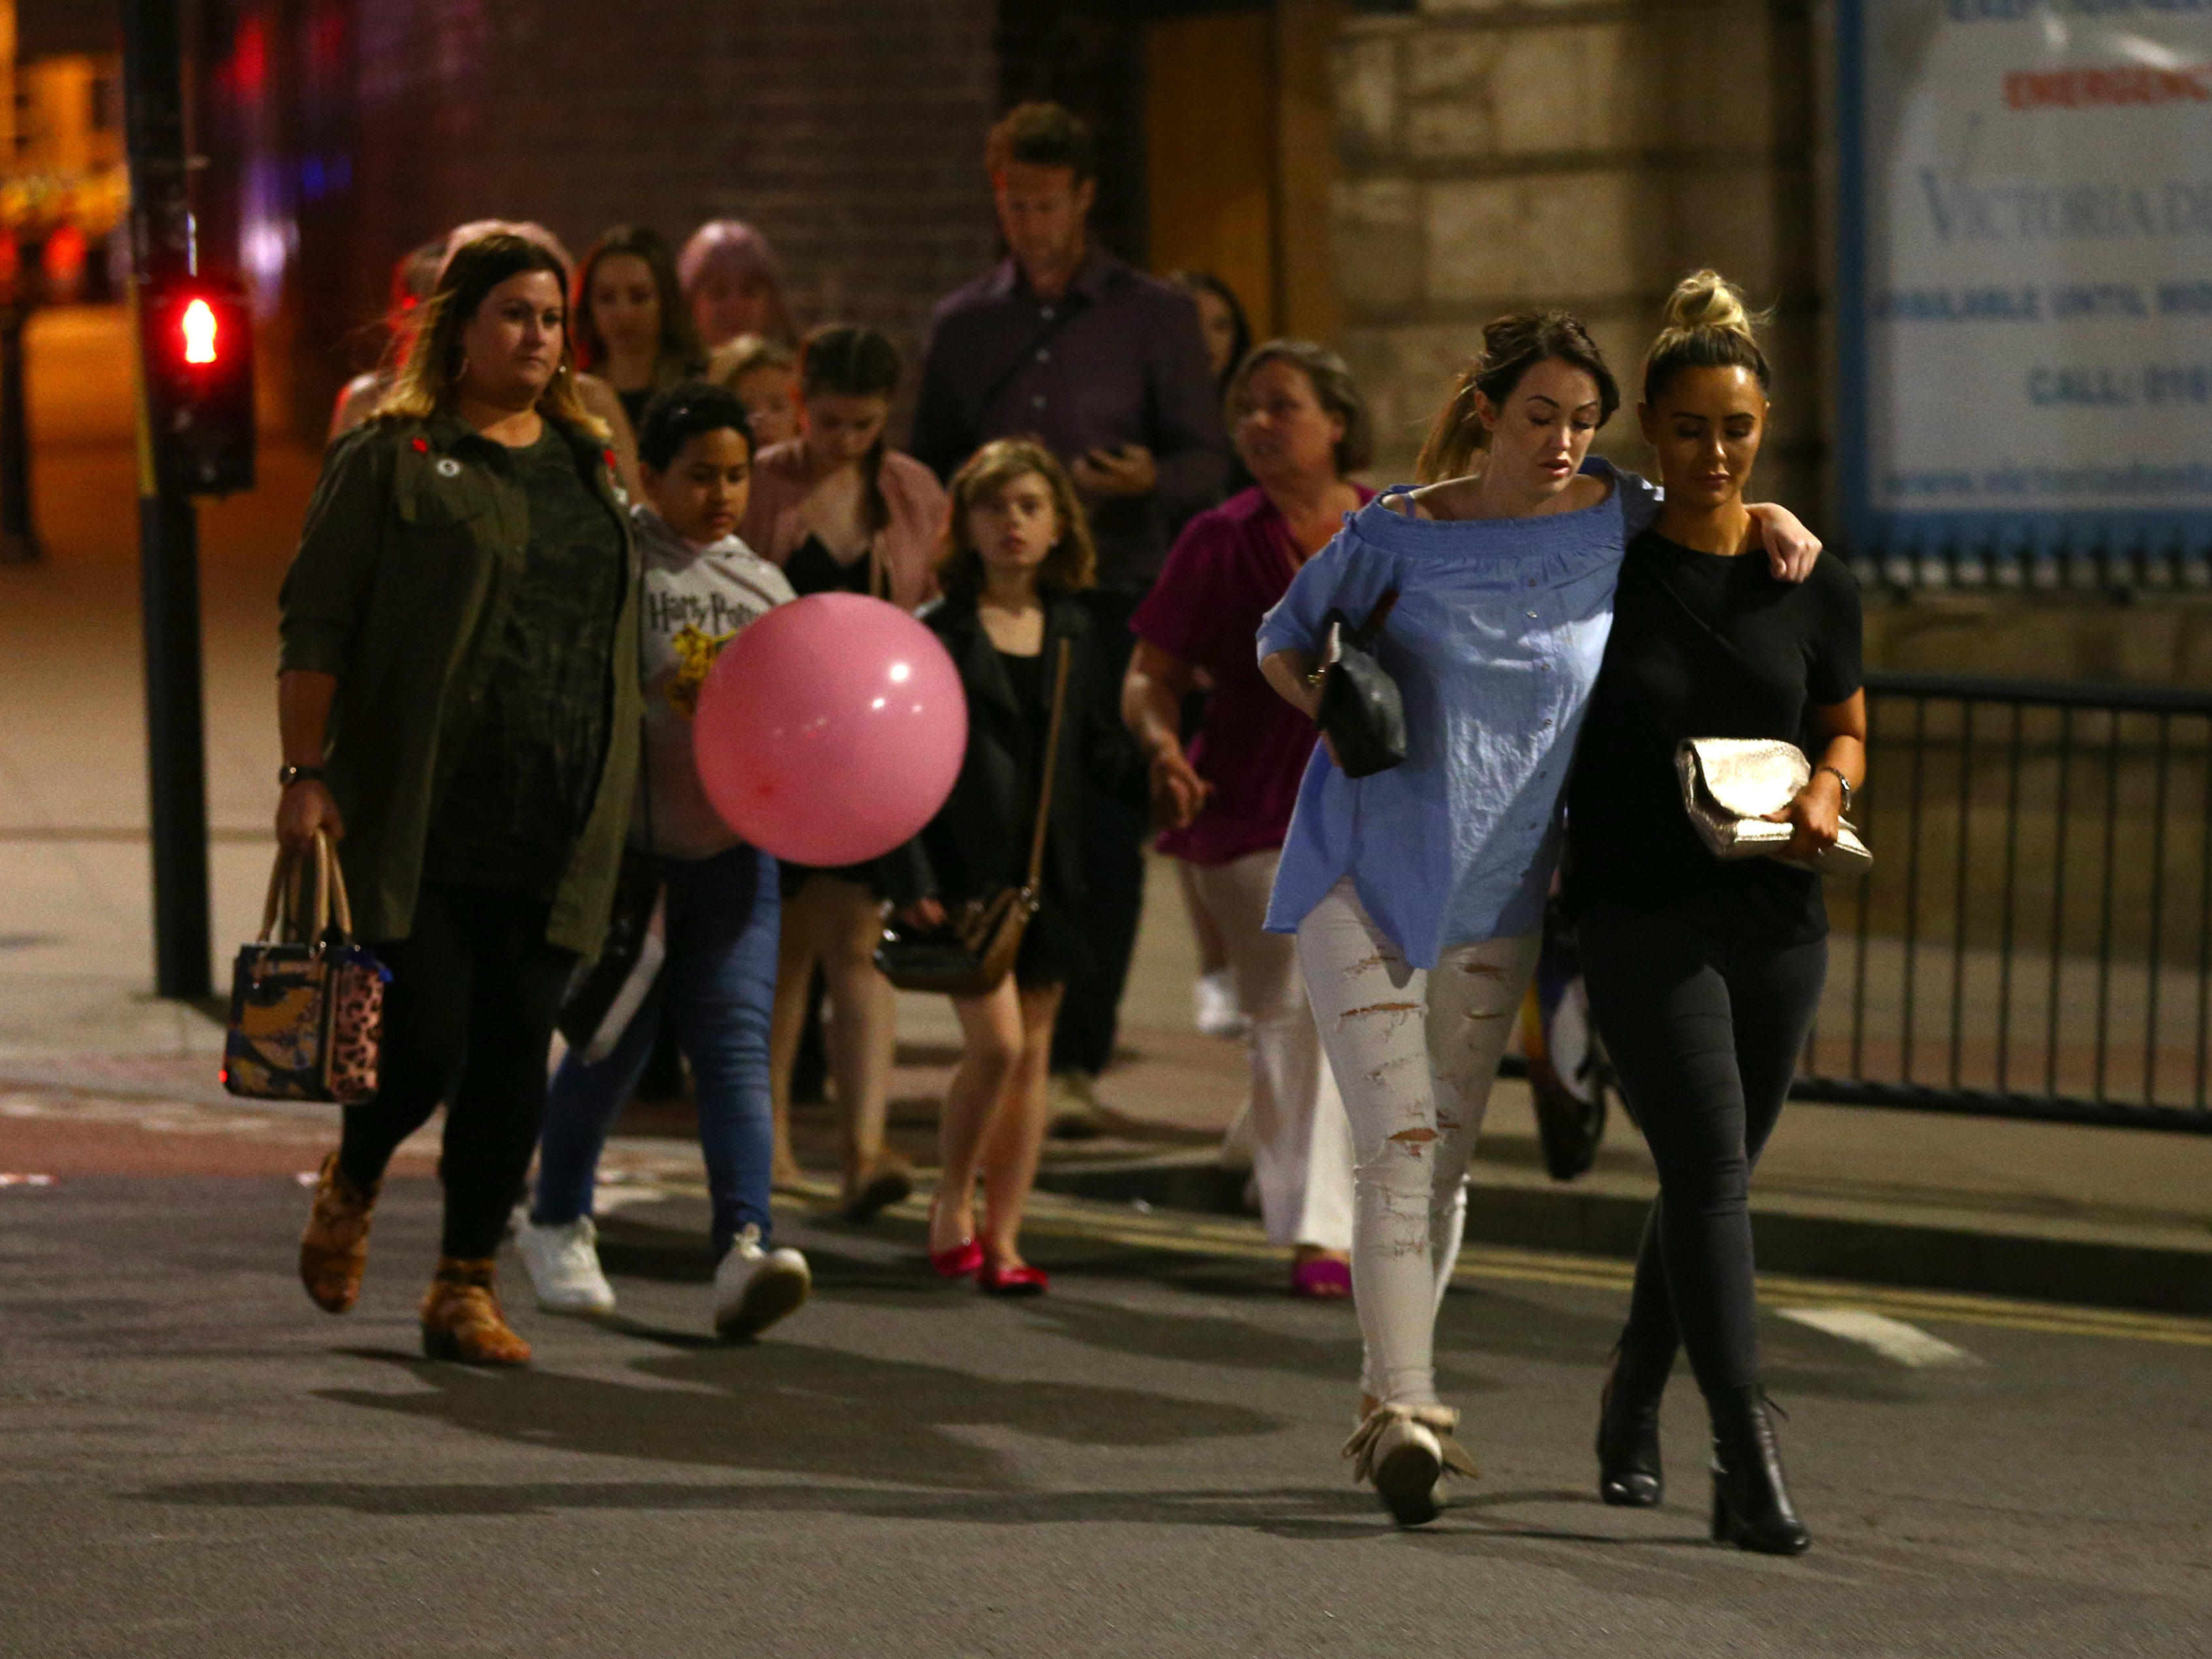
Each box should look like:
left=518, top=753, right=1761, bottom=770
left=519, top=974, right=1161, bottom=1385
left=1797, top=671, right=2212, bottom=1131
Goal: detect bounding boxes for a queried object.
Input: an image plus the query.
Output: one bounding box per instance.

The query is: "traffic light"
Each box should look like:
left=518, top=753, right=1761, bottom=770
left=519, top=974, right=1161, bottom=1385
left=140, top=277, right=255, bottom=495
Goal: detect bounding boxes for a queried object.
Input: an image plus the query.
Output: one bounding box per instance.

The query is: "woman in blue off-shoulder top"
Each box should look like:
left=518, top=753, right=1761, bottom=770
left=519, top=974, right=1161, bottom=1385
left=1256, top=310, right=1821, bottom=1526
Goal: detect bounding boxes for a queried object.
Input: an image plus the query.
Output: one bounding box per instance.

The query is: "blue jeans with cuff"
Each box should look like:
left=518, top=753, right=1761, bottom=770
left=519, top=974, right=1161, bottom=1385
left=533, top=842, right=781, bottom=1256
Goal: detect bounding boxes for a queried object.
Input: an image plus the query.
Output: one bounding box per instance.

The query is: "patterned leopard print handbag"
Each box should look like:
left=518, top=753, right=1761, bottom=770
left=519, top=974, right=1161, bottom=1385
left=221, top=830, right=390, bottom=1105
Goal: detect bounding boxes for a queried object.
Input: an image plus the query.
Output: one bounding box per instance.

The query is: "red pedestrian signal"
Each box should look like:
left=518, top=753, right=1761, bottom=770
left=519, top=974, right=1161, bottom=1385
left=141, top=279, right=255, bottom=495
left=181, top=298, right=217, bottom=364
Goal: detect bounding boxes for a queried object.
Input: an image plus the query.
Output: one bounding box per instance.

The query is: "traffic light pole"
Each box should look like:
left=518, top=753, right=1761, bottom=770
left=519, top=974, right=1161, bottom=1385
left=0, top=299, right=35, bottom=565
left=123, top=0, right=211, bottom=1000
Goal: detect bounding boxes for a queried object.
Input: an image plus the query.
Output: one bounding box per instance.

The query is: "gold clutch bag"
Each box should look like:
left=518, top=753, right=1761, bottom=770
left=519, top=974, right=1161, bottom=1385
left=1675, top=737, right=1871, bottom=876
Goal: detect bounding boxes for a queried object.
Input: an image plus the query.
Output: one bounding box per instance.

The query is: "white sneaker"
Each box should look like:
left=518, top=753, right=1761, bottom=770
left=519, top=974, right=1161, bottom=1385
left=712, top=1224, right=811, bottom=1338
left=518, top=1215, right=617, bottom=1315
left=1193, top=969, right=1247, bottom=1038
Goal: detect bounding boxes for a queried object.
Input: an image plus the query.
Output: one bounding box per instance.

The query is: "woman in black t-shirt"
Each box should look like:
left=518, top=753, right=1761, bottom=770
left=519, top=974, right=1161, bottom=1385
left=1565, top=273, right=1866, bottom=1556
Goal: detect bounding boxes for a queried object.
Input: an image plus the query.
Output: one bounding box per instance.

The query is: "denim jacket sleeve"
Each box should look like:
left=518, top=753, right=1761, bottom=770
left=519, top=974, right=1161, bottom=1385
left=1254, top=515, right=1398, bottom=665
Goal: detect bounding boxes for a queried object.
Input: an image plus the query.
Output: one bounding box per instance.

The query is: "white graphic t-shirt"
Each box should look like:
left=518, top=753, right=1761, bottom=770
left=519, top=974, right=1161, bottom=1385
left=630, top=505, right=796, bottom=861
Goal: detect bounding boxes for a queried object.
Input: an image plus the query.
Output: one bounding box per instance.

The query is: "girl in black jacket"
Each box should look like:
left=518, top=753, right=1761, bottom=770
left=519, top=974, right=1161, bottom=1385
left=896, top=439, right=1136, bottom=1295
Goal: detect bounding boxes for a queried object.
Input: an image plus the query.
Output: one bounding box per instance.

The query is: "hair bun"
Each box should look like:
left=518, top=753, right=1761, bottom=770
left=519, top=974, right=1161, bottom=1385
left=1661, top=270, right=1758, bottom=341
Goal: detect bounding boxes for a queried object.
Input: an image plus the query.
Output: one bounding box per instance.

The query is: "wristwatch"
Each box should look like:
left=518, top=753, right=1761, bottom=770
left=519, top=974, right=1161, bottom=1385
left=1816, top=765, right=1853, bottom=814
left=277, top=763, right=327, bottom=788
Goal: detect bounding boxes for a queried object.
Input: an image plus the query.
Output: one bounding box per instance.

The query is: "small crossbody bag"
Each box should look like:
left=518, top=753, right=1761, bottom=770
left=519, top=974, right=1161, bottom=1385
left=874, top=638, right=1072, bottom=996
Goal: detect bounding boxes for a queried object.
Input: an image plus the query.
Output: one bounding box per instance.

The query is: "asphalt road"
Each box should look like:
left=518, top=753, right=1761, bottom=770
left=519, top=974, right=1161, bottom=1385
left=2, top=1172, right=2207, bottom=1659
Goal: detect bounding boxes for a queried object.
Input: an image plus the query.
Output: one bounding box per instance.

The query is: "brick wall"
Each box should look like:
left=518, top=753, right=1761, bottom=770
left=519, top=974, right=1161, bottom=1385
left=209, top=0, right=1008, bottom=445
left=1330, top=0, right=1824, bottom=516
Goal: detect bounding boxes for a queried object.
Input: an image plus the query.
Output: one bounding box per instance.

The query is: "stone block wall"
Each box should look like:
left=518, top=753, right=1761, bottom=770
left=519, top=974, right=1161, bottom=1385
left=1330, top=0, right=1822, bottom=514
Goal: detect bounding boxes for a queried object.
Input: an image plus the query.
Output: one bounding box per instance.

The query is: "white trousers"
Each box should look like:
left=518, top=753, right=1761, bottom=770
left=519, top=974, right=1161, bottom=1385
left=1296, top=878, right=1540, bottom=1406
left=1185, top=851, right=1354, bottom=1253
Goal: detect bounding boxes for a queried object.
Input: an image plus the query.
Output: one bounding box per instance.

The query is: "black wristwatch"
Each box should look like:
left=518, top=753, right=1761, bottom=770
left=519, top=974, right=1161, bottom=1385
left=277, top=764, right=327, bottom=788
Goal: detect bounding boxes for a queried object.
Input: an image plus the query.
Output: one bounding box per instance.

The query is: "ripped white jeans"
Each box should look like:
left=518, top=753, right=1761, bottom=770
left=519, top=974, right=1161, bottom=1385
left=1296, top=878, right=1540, bottom=1408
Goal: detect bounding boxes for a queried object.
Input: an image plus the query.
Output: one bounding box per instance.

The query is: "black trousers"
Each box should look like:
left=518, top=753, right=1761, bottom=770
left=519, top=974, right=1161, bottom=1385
left=1050, top=586, right=1148, bottom=1078
left=338, top=883, right=578, bottom=1259
left=1580, top=909, right=1826, bottom=1401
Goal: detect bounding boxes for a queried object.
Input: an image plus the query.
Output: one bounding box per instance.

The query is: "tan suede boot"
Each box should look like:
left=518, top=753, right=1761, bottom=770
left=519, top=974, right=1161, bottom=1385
left=299, top=1150, right=380, bottom=1314
left=418, top=1257, right=531, bottom=1366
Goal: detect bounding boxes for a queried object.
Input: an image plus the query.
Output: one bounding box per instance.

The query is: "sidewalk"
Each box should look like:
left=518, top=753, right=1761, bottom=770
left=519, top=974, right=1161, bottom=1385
left=3, top=305, right=2207, bottom=1316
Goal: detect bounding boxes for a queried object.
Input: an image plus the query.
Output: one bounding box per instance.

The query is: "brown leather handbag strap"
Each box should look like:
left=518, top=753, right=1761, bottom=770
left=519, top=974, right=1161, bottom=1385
left=1024, top=638, right=1074, bottom=891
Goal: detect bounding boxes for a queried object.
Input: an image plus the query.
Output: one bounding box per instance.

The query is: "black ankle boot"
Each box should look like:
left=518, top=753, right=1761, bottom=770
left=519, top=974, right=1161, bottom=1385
left=1595, top=1338, right=1670, bottom=1507
left=1709, top=1386, right=1811, bottom=1555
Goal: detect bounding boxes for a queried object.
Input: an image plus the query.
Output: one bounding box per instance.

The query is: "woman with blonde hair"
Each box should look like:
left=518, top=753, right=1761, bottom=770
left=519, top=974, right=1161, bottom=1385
left=1258, top=308, right=1822, bottom=1523
left=331, top=221, right=644, bottom=499
left=1568, top=273, right=1862, bottom=1554
left=890, top=440, right=1138, bottom=1294
left=283, top=230, right=642, bottom=1366
left=743, top=324, right=947, bottom=1220
left=707, top=334, right=802, bottom=450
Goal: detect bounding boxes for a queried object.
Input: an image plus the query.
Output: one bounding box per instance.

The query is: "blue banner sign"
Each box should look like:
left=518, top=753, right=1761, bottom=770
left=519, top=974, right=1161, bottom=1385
left=1837, top=0, right=2212, bottom=582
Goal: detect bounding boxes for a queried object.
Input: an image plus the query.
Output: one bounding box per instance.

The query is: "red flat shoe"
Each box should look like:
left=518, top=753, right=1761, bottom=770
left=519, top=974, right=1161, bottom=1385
left=979, top=1261, right=1050, bottom=1297
left=930, top=1239, right=984, bottom=1279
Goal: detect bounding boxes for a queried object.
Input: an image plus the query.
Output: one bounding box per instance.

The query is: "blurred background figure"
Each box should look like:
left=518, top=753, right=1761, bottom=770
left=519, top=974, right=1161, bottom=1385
left=326, top=238, right=444, bottom=441
left=679, top=218, right=794, bottom=349
left=1123, top=340, right=1372, bottom=1298
left=1161, top=266, right=1258, bottom=1039
left=708, top=334, right=802, bottom=451
left=743, top=323, right=946, bottom=1220
left=571, top=225, right=708, bottom=432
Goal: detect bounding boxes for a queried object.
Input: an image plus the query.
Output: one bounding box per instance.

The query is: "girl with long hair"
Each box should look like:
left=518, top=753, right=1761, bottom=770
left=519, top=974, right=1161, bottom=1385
left=285, top=232, right=642, bottom=1366
left=1258, top=310, right=1822, bottom=1523
left=1568, top=274, right=1863, bottom=1555
left=893, top=441, right=1138, bottom=1295
left=743, top=324, right=948, bottom=1219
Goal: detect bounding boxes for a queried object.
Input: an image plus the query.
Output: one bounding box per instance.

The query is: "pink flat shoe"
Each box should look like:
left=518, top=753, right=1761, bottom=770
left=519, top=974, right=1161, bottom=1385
left=1290, top=1256, right=1353, bottom=1300
left=931, top=1239, right=985, bottom=1279
left=979, top=1261, right=1050, bottom=1297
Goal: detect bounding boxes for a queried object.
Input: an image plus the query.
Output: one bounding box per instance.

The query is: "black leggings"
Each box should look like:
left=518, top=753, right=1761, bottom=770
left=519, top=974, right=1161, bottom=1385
left=338, top=883, right=577, bottom=1259
left=1580, top=911, right=1826, bottom=1401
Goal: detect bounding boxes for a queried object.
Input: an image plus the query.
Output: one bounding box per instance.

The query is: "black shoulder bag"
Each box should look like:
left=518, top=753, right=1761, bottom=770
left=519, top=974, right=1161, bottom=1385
left=1307, top=589, right=1405, bottom=778
left=874, top=638, right=1072, bottom=996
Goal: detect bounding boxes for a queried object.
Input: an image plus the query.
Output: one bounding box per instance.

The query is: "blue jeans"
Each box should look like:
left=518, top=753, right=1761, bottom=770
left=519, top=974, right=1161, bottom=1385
left=533, top=843, right=780, bottom=1254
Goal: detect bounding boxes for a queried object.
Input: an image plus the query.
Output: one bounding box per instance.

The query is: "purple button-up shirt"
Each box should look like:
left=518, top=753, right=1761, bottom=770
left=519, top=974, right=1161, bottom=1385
left=911, top=247, right=1231, bottom=591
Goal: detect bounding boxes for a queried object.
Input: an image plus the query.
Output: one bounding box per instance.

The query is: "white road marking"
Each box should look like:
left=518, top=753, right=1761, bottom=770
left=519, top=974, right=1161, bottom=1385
left=1779, top=1306, right=1980, bottom=1368
left=590, top=1186, right=668, bottom=1215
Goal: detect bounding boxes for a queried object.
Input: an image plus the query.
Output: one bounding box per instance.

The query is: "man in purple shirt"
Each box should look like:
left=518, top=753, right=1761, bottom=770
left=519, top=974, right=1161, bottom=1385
left=911, top=101, right=1232, bottom=1117
left=911, top=102, right=1231, bottom=590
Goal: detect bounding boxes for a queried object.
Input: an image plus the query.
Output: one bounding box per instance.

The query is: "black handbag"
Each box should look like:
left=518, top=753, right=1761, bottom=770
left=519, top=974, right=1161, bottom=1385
left=1309, top=589, right=1405, bottom=778
left=875, top=638, right=1072, bottom=996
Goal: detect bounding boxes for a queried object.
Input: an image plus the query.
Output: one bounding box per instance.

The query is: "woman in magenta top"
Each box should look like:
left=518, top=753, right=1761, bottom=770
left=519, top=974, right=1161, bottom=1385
left=1125, top=340, right=1374, bottom=1297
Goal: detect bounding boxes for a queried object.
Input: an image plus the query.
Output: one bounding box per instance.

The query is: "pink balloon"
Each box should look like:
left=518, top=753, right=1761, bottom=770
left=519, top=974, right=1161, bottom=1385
left=693, top=592, right=967, bottom=866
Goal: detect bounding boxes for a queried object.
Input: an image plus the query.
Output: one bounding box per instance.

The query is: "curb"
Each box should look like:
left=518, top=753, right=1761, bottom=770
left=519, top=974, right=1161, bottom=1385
left=1036, top=1152, right=2212, bottom=1318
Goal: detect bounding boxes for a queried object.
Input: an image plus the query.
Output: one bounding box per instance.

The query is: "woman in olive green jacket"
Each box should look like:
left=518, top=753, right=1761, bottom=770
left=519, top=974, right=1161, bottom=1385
left=283, top=232, right=644, bottom=1366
